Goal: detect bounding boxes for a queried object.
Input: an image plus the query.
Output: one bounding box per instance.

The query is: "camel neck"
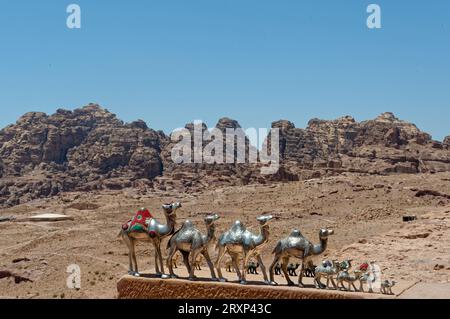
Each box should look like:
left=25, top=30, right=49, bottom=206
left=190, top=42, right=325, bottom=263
left=312, top=236, right=327, bottom=255
left=255, top=225, right=270, bottom=246
left=206, top=224, right=216, bottom=243
left=165, top=213, right=176, bottom=233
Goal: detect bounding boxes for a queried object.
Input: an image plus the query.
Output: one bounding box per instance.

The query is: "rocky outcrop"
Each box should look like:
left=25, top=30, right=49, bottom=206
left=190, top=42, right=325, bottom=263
left=0, top=104, right=166, bottom=206
left=444, top=136, right=450, bottom=149
left=157, top=118, right=259, bottom=192
left=273, top=112, right=450, bottom=179
left=0, top=105, right=449, bottom=207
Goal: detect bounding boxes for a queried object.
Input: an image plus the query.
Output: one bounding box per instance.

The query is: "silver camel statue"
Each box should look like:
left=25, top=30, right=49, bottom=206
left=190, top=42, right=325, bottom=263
left=166, top=214, right=220, bottom=281
left=215, top=215, right=273, bottom=285
left=120, top=202, right=181, bottom=277
left=269, top=228, right=334, bottom=286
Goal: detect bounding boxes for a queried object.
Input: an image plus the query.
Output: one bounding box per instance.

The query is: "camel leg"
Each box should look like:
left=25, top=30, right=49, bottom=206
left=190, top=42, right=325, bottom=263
left=154, top=239, right=165, bottom=276
left=240, top=252, right=251, bottom=285
left=359, top=281, right=364, bottom=293
left=230, top=254, right=242, bottom=283
left=215, top=245, right=227, bottom=282
left=269, top=254, right=280, bottom=285
left=256, top=255, right=269, bottom=284
left=151, top=240, right=161, bottom=275
left=188, top=249, right=201, bottom=281
left=128, top=248, right=134, bottom=274
left=314, top=274, right=321, bottom=289
left=180, top=251, right=192, bottom=276
left=130, top=241, right=139, bottom=275
left=202, top=250, right=217, bottom=281
left=298, top=262, right=305, bottom=287
left=122, top=232, right=137, bottom=276
left=130, top=240, right=140, bottom=276
left=166, top=244, right=179, bottom=278
left=281, top=257, right=294, bottom=286
left=316, top=274, right=327, bottom=289
left=329, top=275, right=336, bottom=289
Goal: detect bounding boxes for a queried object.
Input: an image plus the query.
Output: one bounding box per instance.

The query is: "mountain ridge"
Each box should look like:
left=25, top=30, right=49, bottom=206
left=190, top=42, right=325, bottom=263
left=0, top=103, right=449, bottom=207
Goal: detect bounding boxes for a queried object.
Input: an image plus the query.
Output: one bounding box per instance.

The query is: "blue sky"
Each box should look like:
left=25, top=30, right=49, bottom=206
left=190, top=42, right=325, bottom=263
left=0, top=0, right=449, bottom=140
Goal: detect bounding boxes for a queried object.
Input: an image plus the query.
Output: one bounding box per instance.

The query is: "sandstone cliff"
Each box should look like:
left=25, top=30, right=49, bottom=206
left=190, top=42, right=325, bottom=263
left=0, top=105, right=449, bottom=207
left=273, top=112, right=450, bottom=180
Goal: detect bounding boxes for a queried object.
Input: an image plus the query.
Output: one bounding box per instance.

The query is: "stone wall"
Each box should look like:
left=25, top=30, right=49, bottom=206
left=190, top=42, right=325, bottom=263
left=117, top=276, right=367, bottom=299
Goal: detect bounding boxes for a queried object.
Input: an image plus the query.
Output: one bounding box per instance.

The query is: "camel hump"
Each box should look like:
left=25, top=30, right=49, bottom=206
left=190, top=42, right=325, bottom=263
left=231, top=220, right=246, bottom=232
left=290, top=229, right=303, bottom=238
left=182, top=220, right=195, bottom=229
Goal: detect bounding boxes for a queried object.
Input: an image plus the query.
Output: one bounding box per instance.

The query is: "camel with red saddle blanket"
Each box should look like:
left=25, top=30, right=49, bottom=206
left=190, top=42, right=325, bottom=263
left=119, top=202, right=182, bottom=277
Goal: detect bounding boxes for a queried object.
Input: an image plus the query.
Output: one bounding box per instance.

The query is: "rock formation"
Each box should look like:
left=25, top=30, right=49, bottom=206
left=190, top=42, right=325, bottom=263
left=272, top=112, right=450, bottom=179
left=444, top=136, right=450, bottom=149
left=0, top=104, right=166, bottom=206
left=1, top=105, right=449, bottom=207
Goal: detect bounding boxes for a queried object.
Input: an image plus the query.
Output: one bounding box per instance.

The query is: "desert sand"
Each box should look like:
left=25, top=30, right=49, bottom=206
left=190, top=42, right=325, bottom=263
left=0, top=172, right=449, bottom=299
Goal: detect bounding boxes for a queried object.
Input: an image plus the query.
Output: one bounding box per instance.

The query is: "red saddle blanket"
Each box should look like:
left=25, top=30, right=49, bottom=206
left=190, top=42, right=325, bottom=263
left=359, top=263, right=369, bottom=271
left=122, top=209, right=153, bottom=232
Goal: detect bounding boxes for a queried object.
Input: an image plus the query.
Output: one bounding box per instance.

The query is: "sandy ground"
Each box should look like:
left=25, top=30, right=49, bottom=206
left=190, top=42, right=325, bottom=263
left=0, top=172, right=449, bottom=299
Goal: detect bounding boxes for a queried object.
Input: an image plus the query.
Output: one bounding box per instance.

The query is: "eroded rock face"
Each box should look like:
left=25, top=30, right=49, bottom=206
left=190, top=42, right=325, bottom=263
left=1, top=105, right=449, bottom=207
left=272, top=112, right=450, bottom=179
left=0, top=104, right=166, bottom=206
left=444, top=136, right=450, bottom=149
left=157, top=118, right=259, bottom=193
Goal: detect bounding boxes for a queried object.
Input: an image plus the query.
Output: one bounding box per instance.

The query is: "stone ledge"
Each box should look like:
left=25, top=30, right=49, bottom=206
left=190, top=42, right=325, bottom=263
left=117, top=275, right=382, bottom=299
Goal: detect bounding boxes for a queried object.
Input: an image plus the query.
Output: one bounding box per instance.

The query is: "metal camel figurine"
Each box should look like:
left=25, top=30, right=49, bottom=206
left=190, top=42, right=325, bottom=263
left=215, top=215, right=273, bottom=285
left=269, top=228, right=334, bottom=286
left=166, top=214, right=220, bottom=281
left=119, top=202, right=181, bottom=277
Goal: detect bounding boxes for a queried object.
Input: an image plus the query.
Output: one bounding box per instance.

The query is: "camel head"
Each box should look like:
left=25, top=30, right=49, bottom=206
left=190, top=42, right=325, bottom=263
left=204, top=213, right=220, bottom=226
left=319, top=228, right=334, bottom=240
left=256, top=215, right=273, bottom=226
left=162, top=202, right=182, bottom=216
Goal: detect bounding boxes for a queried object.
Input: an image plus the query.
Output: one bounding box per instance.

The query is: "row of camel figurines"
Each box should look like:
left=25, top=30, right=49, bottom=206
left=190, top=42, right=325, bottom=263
left=120, top=202, right=334, bottom=286
left=276, top=260, right=396, bottom=295
left=119, top=202, right=396, bottom=294
left=164, top=254, right=395, bottom=295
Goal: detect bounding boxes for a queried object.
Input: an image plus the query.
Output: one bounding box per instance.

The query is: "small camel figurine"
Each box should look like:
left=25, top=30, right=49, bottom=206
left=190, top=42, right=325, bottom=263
left=303, top=260, right=316, bottom=278
left=119, top=202, right=181, bottom=277
left=274, top=262, right=282, bottom=276
left=192, top=255, right=203, bottom=271
left=246, top=261, right=259, bottom=275
left=269, top=228, right=334, bottom=286
left=358, top=271, right=373, bottom=293
left=166, top=214, right=220, bottom=280
left=216, top=215, right=273, bottom=285
left=336, top=269, right=363, bottom=292
left=287, top=263, right=300, bottom=276
left=380, top=280, right=396, bottom=295
left=314, top=260, right=341, bottom=289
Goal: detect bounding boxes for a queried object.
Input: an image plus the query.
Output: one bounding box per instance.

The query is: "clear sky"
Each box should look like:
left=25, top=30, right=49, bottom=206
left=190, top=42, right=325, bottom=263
left=0, top=0, right=449, bottom=140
